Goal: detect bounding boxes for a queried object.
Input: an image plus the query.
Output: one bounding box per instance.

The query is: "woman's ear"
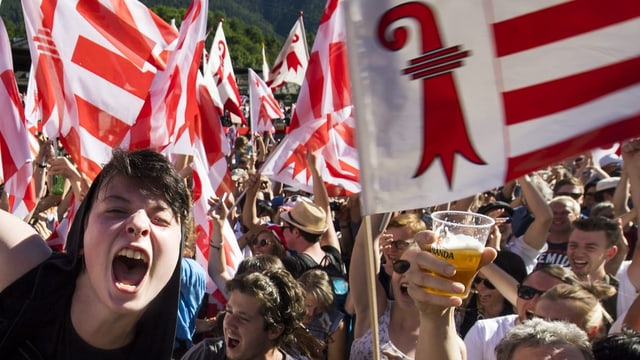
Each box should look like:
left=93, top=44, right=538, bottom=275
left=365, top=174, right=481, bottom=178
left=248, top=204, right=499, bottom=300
left=267, top=323, right=285, bottom=341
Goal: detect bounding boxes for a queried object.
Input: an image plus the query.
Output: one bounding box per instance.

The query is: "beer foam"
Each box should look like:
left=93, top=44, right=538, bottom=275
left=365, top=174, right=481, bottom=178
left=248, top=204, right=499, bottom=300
left=436, top=232, right=484, bottom=251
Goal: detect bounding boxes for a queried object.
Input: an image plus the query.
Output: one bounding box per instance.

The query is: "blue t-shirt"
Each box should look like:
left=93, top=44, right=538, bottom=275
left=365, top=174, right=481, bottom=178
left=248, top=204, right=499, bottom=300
left=175, top=258, right=207, bottom=349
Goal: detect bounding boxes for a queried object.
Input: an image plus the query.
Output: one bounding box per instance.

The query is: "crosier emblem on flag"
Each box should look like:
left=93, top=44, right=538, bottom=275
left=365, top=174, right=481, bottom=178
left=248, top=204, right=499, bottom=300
left=378, top=4, right=484, bottom=185
left=205, top=20, right=247, bottom=125
left=346, top=0, right=640, bottom=214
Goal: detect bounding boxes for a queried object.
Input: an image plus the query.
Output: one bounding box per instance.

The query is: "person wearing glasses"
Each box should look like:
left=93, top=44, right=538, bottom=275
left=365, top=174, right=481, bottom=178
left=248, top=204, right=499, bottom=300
left=463, top=265, right=579, bottom=360
left=378, top=213, right=427, bottom=299
left=553, top=177, right=586, bottom=205
left=349, top=212, right=426, bottom=359
left=457, top=251, right=527, bottom=337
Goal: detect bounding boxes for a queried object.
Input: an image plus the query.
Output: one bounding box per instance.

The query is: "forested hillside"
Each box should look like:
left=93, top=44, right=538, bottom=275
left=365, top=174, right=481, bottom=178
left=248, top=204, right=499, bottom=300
left=0, top=0, right=324, bottom=69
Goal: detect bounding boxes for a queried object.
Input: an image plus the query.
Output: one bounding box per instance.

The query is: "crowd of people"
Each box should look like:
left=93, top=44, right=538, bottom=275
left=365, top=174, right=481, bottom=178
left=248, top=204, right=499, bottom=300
left=2, top=131, right=640, bottom=359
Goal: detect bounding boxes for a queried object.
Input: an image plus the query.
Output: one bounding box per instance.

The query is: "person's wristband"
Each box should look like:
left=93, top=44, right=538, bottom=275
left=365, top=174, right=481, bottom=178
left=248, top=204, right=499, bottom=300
left=210, top=242, right=223, bottom=249
left=38, top=163, right=47, bottom=168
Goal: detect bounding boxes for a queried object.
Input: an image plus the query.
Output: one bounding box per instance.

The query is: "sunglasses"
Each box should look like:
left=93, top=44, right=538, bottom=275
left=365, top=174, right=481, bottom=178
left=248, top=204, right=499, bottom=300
left=517, top=284, right=546, bottom=300
left=389, top=240, right=415, bottom=250
left=392, top=259, right=410, bottom=274
left=473, top=277, right=495, bottom=289
left=556, top=192, right=583, bottom=200
left=251, top=238, right=270, bottom=247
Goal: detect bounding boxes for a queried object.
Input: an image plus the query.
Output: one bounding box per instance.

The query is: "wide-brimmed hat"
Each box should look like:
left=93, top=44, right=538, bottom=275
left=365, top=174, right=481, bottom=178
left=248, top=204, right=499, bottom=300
left=596, top=177, right=620, bottom=192
left=477, top=201, right=514, bottom=217
left=280, top=200, right=328, bottom=235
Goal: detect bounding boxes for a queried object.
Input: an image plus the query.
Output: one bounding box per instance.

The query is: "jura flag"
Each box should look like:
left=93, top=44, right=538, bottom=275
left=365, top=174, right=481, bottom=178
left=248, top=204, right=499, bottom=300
left=346, top=0, right=640, bottom=214
left=248, top=68, right=283, bottom=133
left=267, top=14, right=309, bottom=89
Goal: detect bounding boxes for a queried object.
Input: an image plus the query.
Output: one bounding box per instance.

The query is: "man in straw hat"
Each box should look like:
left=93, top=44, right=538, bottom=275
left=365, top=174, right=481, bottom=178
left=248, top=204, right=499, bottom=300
left=279, top=199, right=340, bottom=277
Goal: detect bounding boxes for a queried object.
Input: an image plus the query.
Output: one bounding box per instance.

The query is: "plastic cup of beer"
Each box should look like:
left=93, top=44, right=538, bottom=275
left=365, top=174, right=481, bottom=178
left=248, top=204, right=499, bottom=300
left=425, top=210, right=495, bottom=298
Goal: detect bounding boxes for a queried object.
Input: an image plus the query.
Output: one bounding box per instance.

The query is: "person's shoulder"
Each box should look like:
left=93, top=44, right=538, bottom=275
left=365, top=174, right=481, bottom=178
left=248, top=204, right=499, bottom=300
left=181, top=337, right=225, bottom=360
left=474, top=314, right=517, bottom=331
left=466, top=314, right=517, bottom=342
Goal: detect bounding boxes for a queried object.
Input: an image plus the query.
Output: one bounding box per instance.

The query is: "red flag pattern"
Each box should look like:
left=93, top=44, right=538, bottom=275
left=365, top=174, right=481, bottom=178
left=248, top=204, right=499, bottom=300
left=0, top=18, right=36, bottom=218
left=266, top=15, right=309, bottom=89
left=248, top=68, right=283, bottom=133
left=261, top=0, right=360, bottom=196
left=204, top=21, right=247, bottom=126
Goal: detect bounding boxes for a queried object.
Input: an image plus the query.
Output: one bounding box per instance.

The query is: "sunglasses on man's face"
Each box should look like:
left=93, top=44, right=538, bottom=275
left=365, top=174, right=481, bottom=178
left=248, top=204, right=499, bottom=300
left=556, top=192, right=583, bottom=200
left=473, top=276, right=495, bottom=289
left=517, top=284, right=546, bottom=300
left=392, top=259, right=410, bottom=274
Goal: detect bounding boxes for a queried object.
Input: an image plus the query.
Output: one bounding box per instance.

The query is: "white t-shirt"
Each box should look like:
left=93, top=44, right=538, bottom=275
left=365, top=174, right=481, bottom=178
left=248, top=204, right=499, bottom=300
left=464, top=314, right=518, bottom=360
left=609, top=260, right=640, bottom=333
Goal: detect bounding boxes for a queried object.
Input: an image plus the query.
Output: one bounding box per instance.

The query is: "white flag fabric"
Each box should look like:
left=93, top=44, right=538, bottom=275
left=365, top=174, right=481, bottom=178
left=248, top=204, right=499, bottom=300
left=261, top=0, right=360, bottom=197
left=261, top=43, right=270, bottom=81
left=248, top=68, right=283, bottom=133
left=0, top=18, right=36, bottom=217
left=204, top=21, right=247, bottom=125
left=346, top=0, right=640, bottom=215
left=266, top=15, right=309, bottom=89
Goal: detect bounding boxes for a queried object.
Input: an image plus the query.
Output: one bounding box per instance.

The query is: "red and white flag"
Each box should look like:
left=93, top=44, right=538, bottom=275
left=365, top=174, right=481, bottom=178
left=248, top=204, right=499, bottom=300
left=204, top=20, right=247, bottom=125
left=0, top=18, right=37, bottom=218
left=190, top=147, right=242, bottom=313
left=248, top=68, right=283, bottom=134
left=266, top=14, right=309, bottom=89
left=346, top=0, right=640, bottom=214
left=261, top=0, right=360, bottom=197
left=129, top=0, right=207, bottom=154
left=22, top=0, right=181, bottom=180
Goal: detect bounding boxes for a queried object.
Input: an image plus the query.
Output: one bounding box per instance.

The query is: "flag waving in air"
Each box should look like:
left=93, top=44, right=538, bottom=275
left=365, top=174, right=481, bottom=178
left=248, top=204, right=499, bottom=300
left=261, top=0, right=360, bottom=197
left=21, top=0, right=182, bottom=180
left=248, top=68, right=283, bottom=134
left=266, top=13, right=309, bottom=89
left=346, top=0, right=640, bottom=214
left=0, top=18, right=36, bottom=218
left=204, top=20, right=247, bottom=125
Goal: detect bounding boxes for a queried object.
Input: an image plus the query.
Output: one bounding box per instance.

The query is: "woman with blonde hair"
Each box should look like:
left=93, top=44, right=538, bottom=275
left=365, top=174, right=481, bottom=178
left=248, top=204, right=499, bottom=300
left=534, top=281, right=616, bottom=342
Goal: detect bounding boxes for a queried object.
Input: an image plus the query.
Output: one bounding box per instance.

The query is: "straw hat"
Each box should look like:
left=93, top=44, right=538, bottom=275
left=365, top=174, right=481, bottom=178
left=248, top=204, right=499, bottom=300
left=280, top=200, right=328, bottom=235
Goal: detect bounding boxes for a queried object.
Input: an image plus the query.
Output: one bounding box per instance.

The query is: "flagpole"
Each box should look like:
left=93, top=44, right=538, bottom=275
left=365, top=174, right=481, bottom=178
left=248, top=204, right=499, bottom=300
left=363, top=215, right=381, bottom=360
left=297, top=11, right=310, bottom=60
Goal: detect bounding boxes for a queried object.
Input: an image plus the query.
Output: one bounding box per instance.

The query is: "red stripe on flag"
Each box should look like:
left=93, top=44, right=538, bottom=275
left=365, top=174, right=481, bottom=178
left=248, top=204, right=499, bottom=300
left=307, top=51, right=326, bottom=121
left=75, top=1, right=169, bottom=70
left=504, top=56, right=640, bottom=125
left=494, top=0, right=640, bottom=57
left=62, top=127, right=103, bottom=181
left=329, top=42, right=351, bottom=112
left=505, top=114, right=640, bottom=180
left=72, top=36, right=155, bottom=99
left=75, top=95, right=131, bottom=147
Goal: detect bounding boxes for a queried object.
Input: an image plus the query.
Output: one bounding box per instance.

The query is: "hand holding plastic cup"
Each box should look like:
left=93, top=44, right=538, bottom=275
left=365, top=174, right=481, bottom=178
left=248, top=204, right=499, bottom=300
left=424, top=210, right=495, bottom=298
